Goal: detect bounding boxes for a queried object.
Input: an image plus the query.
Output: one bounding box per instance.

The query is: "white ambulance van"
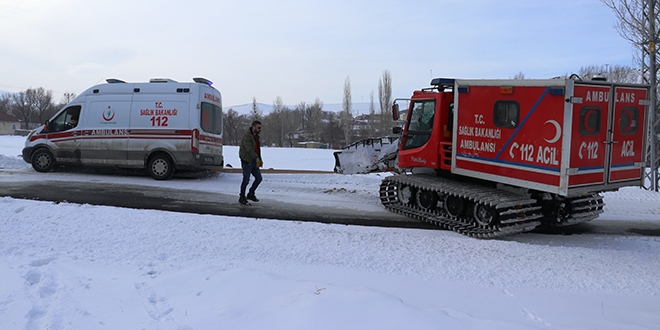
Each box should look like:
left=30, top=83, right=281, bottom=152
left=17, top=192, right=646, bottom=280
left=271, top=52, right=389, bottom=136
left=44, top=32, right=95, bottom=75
left=22, top=77, right=224, bottom=180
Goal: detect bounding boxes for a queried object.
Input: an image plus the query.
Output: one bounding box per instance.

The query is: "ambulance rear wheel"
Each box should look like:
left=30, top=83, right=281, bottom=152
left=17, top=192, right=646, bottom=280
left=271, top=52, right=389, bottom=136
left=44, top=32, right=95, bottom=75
left=148, top=154, right=174, bottom=180
left=31, top=148, right=55, bottom=173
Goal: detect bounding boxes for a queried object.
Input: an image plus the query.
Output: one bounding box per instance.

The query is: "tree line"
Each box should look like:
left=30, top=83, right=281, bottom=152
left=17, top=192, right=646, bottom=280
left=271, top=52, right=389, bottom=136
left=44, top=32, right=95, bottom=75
left=221, top=70, right=395, bottom=149
left=1, top=66, right=643, bottom=148
left=0, top=88, right=75, bottom=130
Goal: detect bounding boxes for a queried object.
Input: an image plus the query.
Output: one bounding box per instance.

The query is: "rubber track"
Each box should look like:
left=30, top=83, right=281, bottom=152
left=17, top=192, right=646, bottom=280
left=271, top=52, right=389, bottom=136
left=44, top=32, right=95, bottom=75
left=542, top=194, right=605, bottom=227
left=379, top=174, right=543, bottom=238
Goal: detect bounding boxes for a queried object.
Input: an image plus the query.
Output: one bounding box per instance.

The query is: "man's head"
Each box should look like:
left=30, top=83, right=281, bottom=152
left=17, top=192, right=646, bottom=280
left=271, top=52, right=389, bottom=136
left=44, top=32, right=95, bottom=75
left=251, top=120, right=262, bottom=134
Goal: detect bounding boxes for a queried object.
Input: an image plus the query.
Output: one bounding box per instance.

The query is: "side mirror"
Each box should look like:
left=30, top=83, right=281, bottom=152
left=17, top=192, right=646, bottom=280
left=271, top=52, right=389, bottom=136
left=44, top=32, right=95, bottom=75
left=392, top=127, right=402, bottom=134
left=392, top=104, right=399, bottom=121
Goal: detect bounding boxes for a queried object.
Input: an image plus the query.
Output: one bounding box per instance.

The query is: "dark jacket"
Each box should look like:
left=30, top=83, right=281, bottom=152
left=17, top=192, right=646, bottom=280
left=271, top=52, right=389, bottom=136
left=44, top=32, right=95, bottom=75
left=239, top=127, right=261, bottom=163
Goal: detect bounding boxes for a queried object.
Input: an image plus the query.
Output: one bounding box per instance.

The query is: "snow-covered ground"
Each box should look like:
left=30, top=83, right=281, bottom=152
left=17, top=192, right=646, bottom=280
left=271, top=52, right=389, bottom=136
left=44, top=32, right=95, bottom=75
left=1, top=135, right=659, bottom=330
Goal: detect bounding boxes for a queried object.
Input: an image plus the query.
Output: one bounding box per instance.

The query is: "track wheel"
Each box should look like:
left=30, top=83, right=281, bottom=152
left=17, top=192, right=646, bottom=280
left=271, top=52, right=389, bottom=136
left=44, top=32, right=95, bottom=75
left=444, top=195, right=465, bottom=217
left=397, top=184, right=416, bottom=205
left=148, top=154, right=174, bottom=180
left=415, top=189, right=438, bottom=210
left=473, top=203, right=499, bottom=226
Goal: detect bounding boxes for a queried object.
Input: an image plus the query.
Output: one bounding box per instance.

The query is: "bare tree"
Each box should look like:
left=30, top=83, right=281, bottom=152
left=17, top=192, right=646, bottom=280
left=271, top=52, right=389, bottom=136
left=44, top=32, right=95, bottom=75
left=322, top=111, right=343, bottom=149
left=271, top=96, right=286, bottom=147
left=578, top=64, right=641, bottom=83
left=307, top=98, right=323, bottom=140
left=29, top=87, right=55, bottom=126
left=223, top=108, right=241, bottom=145
left=10, top=91, right=32, bottom=129
left=295, top=101, right=308, bottom=132
left=342, top=76, right=353, bottom=145
left=601, top=0, right=658, bottom=45
left=378, top=70, right=393, bottom=135
left=0, top=93, right=10, bottom=115
left=368, top=90, right=376, bottom=136
left=512, top=71, right=526, bottom=79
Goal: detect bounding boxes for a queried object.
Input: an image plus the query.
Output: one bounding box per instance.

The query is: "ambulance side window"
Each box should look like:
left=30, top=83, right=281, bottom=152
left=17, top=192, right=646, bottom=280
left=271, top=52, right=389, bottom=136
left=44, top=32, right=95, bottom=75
left=619, top=107, right=638, bottom=135
left=493, top=101, right=519, bottom=128
left=48, top=105, right=81, bottom=132
left=579, top=106, right=601, bottom=136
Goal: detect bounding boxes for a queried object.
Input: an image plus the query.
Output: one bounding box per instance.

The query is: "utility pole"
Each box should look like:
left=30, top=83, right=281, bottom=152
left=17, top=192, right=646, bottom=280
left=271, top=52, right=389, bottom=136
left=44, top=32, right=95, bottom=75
left=642, top=0, right=660, bottom=191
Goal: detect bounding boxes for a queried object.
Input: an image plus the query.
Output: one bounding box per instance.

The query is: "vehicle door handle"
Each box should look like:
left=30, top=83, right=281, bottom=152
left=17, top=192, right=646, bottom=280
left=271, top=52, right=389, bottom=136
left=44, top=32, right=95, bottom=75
left=84, top=131, right=91, bottom=136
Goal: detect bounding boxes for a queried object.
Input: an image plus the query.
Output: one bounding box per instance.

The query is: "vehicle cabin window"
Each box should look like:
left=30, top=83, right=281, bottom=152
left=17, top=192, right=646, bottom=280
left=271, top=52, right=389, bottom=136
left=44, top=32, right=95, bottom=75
left=579, top=106, right=601, bottom=136
left=447, top=102, right=454, bottom=132
left=408, top=100, right=435, bottom=133
left=493, top=101, right=519, bottom=128
left=48, top=105, right=81, bottom=133
left=619, top=107, right=638, bottom=135
left=200, top=102, right=222, bottom=135
left=403, top=100, right=435, bottom=150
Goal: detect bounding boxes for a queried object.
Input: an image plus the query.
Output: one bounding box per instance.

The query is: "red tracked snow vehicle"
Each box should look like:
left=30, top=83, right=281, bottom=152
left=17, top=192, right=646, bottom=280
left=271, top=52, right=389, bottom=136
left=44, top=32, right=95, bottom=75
left=380, top=77, right=650, bottom=238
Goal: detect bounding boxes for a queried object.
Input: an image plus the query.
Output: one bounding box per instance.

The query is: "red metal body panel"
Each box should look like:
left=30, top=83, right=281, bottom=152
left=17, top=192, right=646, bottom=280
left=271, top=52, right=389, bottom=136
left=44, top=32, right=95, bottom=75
left=397, top=78, right=649, bottom=197
left=453, top=83, right=566, bottom=193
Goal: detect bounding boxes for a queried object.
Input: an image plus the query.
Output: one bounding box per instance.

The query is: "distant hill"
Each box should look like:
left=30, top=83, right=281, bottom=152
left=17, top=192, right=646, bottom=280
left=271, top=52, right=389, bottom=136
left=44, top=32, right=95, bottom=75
left=225, top=102, right=377, bottom=116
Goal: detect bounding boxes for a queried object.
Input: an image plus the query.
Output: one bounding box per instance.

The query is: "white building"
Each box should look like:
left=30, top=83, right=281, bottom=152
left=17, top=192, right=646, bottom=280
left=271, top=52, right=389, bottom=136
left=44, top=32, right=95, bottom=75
left=0, top=113, right=20, bottom=135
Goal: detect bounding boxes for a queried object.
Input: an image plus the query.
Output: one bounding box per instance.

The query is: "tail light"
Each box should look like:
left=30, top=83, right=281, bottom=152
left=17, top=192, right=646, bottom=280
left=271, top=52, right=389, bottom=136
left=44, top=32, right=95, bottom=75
left=191, top=129, right=199, bottom=153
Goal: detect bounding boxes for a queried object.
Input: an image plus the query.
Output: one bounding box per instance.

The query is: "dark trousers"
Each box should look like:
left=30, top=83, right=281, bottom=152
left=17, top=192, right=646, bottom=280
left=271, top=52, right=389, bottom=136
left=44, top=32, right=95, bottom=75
left=240, top=159, right=262, bottom=197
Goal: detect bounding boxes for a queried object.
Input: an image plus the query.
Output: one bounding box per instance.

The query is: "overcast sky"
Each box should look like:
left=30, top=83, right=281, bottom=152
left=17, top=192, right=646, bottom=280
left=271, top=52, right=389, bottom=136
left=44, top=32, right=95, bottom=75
left=0, top=0, right=634, bottom=107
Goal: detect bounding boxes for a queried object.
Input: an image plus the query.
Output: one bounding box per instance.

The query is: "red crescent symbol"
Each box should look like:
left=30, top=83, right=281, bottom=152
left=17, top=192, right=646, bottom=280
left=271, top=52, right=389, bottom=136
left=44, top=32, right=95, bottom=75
left=103, top=108, right=115, bottom=121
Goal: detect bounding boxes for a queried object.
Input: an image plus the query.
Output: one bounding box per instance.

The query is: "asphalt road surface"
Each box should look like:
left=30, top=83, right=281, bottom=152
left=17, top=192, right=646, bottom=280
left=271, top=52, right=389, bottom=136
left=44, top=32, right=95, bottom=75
left=1, top=174, right=658, bottom=237
left=0, top=180, right=433, bottom=229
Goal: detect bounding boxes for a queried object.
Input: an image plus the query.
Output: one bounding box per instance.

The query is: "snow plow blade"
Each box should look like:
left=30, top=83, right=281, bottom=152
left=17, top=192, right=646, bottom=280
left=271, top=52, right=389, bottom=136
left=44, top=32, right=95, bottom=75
left=333, top=136, right=400, bottom=174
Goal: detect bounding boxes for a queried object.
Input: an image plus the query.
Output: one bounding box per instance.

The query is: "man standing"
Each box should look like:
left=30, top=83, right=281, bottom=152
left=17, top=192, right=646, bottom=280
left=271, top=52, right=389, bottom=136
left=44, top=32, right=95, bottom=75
left=238, top=120, right=263, bottom=205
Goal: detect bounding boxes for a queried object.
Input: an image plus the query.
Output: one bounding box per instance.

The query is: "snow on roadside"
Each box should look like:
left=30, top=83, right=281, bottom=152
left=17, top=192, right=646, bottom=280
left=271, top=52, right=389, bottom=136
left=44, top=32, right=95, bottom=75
left=1, top=135, right=660, bottom=329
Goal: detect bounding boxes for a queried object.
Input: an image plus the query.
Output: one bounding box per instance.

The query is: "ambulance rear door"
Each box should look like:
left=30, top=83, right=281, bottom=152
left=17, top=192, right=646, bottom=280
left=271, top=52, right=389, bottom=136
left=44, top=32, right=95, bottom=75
left=567, top=83, right=611, bottom=189
left=607, top=85, right=648, bottom=185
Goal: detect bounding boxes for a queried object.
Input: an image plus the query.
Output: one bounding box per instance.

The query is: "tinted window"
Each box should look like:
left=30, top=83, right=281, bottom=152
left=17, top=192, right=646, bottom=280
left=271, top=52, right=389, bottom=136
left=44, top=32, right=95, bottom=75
left=200, top=102, right=222, bottom=134
left=580, top=106, right=601, bottom=136
left=619, top=107, right=638, bottom=135
left=493, top=101, right=519, bottom=128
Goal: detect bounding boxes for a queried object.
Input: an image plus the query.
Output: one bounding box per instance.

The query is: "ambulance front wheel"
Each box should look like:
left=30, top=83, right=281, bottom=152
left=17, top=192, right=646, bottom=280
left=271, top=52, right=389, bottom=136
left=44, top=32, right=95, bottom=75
left=148, top=154, right=174, bottom=180
left=31, top=148, right=55, bottom=173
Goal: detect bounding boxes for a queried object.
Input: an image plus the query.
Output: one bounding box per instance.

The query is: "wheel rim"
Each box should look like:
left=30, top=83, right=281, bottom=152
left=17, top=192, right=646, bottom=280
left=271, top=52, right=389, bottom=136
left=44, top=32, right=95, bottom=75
left=152, top=159, right=169, bottom=177
left=474, top=203, right=497, bottom=226
left=416, top=189, right=437, bottom=210
left=444, top=195, right=464, bottom=217
left=35, top=153, right=51, bottom=170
